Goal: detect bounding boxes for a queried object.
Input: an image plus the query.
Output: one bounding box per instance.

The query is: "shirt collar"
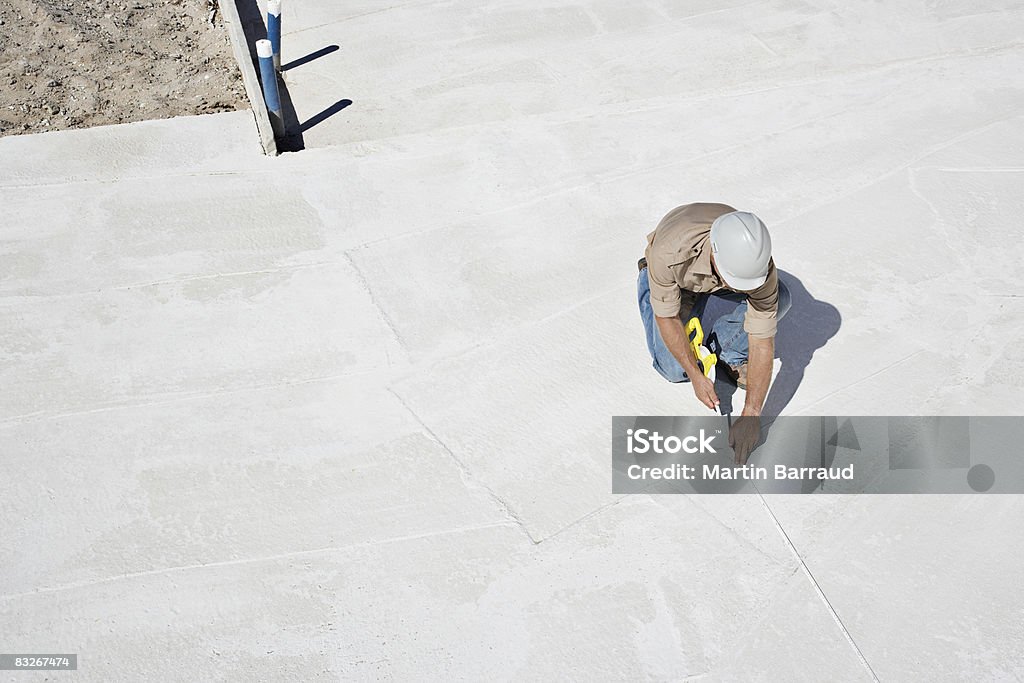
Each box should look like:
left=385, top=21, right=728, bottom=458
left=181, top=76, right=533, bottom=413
left=688, top=235, right=718, bottom=281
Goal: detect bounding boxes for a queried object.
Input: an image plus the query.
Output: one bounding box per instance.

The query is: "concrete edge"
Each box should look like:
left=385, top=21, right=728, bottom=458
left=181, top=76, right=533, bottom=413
left=220, top=0, right=278, bottom=156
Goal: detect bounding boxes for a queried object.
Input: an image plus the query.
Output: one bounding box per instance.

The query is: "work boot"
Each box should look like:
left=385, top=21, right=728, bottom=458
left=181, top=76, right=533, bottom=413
left=724, top=361, right=748, bottom=390
left=637, top=257, right=647, bottom=272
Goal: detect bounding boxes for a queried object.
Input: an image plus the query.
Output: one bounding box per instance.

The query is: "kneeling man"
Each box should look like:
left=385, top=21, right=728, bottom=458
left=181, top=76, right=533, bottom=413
left=637, top=203, right=792, bottom=456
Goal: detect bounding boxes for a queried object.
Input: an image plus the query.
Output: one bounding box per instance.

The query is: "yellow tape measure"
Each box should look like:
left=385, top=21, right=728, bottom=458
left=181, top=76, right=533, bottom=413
left=685, top=317, right=717, bottom=379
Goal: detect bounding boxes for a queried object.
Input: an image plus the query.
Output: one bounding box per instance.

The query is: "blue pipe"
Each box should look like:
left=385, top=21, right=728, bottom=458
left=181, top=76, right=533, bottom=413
left=268, top=1, right=282, bottom=70
left=256, top=39, right=282, bottom=135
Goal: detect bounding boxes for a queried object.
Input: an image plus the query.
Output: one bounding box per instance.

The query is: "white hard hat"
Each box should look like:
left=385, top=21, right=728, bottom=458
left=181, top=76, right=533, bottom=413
left=709, top=211, right=772, bottom=290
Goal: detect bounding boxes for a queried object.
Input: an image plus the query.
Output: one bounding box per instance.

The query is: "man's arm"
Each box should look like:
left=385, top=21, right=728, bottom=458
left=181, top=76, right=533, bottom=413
left=655, top=315, right=720, bottom=411
left=644, top=252, right=719, bottom=411
left=739, top=261, right=780, bottom=416
left=729, top=334, right=772, bottom=464
left=731, top=270, right=777, bottom=463
left=743, top=335, right=773, bottom=416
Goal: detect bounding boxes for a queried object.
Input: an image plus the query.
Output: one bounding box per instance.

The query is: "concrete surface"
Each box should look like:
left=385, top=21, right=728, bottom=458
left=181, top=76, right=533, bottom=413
left=2, top=0, right=1024, bottom=679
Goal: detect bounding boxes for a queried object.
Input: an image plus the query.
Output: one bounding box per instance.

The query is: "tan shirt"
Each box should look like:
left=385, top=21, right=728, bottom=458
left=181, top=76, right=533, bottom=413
left=644, top=202, right=780, bottom=339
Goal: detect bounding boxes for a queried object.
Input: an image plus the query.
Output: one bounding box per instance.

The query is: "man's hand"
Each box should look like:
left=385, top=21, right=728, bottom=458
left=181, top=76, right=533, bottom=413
left=729, top=414, right=761, bottom=464
left=692, top=373, right=720, bottom=411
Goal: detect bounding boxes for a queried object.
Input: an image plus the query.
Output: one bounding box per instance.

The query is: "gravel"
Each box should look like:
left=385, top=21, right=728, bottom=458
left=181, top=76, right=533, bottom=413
left=0, top=0, right=248, bottom=136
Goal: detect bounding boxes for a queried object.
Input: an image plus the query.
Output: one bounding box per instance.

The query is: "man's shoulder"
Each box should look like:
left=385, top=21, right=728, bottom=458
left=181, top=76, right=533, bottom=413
left=648, top=202, right=736, bottom=252
left=654, top=202, right=735, bottom=233
left=667, top=202, right=736, bottom=223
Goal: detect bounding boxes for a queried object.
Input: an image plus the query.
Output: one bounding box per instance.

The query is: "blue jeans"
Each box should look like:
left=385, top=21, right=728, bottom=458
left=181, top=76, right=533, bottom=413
left=637, top=269, right=792, bottom=383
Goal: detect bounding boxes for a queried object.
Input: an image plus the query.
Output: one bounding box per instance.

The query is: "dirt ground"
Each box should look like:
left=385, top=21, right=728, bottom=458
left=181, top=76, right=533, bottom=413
left=0, top=0, right=247, bottom=136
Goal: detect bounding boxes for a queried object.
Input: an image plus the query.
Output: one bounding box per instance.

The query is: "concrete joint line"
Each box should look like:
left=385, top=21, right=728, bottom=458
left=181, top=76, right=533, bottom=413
left=533, top=497, right=629, bottom=546
left=343, top=253, right=409, bottom=356
left=757, top=495, right=881, bottom=682
left=0, top=522, right=515, bottom=602
left=0, top=367, right=384, bottom=429
left=387, top=388, right=540, bottom=545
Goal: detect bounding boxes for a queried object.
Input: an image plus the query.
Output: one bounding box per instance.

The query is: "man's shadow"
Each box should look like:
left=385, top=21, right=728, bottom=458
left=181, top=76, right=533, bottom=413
left=702, top=270, right=840, bottom=418
left=765, top=271, right=841, bottom=416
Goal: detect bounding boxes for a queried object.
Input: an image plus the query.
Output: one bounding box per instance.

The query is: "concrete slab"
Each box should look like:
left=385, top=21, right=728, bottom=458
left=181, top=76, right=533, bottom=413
left=773, top=495, right=1024, bottom=680
left=0, top=111, right=262, bottom=187
left=0, top=262, right=401, bottom=421
left=0, top=378, right=510, bottom=596
left=0, top=173, right=326, bottom=297
left=0, top=525, right=526, bottom=682
left=2, top=497, right=872, bottom=681
left=390, top=280, right=718, bottom=541
left=710, top=567, right=874, bottom=682
left=271, top=0, right=1024, bottom=148
left=3, top=0, right=1024, bottom=678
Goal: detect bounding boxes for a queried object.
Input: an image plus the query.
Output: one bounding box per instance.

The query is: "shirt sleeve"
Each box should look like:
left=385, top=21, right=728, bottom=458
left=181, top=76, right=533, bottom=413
left=742, top=260, right=779, bottom=339
left=646, top=259, right=682, bottom=318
